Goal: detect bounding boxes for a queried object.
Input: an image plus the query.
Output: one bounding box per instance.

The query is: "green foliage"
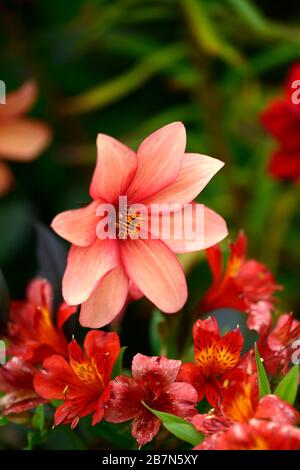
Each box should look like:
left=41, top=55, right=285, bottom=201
left=0, top=416, right=8, bottom=427
left=149, top=309, right=167, bottom=356
left=255, top=344, right=271, bottom=398
left=25, top=405, right=48, bottom=450
left=32, top=405, right=45, bottom=433
left=112, top=346, right=127, bottom=378
left=274, top=365, right=299, bottom=405
left=92, top=421, right=135, bottom=449
left=143, top=402, right=204, bottom=446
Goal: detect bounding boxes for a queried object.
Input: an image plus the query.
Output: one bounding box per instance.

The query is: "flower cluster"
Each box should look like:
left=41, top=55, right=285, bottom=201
left=261, top=64, right=300, bottom=182
left=1, top=271, right=299, bottom=449
left=0, top=120, right=299, bottom=451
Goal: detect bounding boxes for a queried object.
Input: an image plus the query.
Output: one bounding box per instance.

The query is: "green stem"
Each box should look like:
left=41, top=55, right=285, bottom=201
left=262, top=185, right=299, bottom=273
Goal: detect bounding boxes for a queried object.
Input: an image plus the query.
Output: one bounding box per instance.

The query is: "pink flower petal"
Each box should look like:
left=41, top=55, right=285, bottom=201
left=89, top=134, right=137, bottom=203
left=51, top=200, right=100, bottom=247
left=62, top=239, right=118, bottom=305
left=127, top=122, right=186, bottom=202
left=132, top=353, right=182, bottom=385
left=80, top=266, right=128, bottom=328
left=149, top=204, right=228, bottom=253
left=144, top=153, right=224, bottom=206
left=128, top=280, right=143, bottom=300
left=0, top=119, right=51, bottom=161
left=120, top=238, right=187, bottom=313
left=0, top=81, right=37, bottom=120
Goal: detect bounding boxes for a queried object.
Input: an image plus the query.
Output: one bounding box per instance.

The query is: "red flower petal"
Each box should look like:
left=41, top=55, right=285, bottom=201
left=132, top=354, right=181, bottom=386
left=132, top=412, right=161, bottom=446
left=156, top=382, right=198, bottom=418
left=83, top=330, right=120, bottom=383
left=255, top=395, right=300, bottom=425
left=34, top=355, right=86, bottom=400
left=105, top=376, right=143, bottom=423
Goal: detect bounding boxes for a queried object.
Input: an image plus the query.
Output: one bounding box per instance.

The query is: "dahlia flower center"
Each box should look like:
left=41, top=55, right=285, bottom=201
left=115, top=208, right=144, bottom=240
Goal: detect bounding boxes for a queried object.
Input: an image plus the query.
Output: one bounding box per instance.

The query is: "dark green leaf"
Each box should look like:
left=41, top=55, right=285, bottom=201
left=62, top=44, right=185, bottom=114
left=25, top=431, right=45, bottom=450
left=0, top=269, right=9, bottom=333
left=150, top=309, right=166, bottom=356
left=35, top=222, right=68, bottom=311
left=112, top=346, right=127, bottom=378
left=92, top=421, right=135, bottom=449
left=255, top=344, right=271, bottom=398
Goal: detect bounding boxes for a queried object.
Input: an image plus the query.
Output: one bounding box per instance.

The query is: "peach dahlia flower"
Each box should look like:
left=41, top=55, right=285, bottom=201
left=0, top=80, right=51, bottom=196
left=52, top=122, right=228, bottom=327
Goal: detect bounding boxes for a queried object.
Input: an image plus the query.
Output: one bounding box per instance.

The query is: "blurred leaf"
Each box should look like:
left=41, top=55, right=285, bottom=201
left=0, top=270, right=9, bottom=333
left=262, top=187, right=299, bottom=272
left=35, top=222, right=68, bottom=310
left=112, top=346, right=127, bottom=378
left=250, top=43, right=300, bottom=75
left=150, top=309, right=166, bottom=356
left=92, top=421, right=135, bottom=449
left=274, top=364, right=299, bottom=405
left=227, top=0, right=300, bottom=42
left=178, top=252, right=201, bottom=275
left=0, top=416, right=8, bottom=426
left=63, top=0, right=142, bottom=56
left=0, top=199, right=33, bottom=265
left=255, top=344, right=271, bottom=398
left=25, top=431, right=47, bottom=450
left=26, top=404, right=48, bottom=449
left=62, top=43, right=185, bottom=114
left=32, top=404, right=45, bottom=433
left=51, top=399, right=63, bottom=408
left=143, top=402, right=204, bottom=446
left=43, top=424, right=87, bottom=450
left=226, top=0, right=270, bottom=35
left=182, top=0, right=244, bottom=66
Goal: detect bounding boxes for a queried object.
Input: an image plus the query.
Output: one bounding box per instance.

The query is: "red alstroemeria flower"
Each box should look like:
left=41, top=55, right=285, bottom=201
left=199, top=232, right=282, bottom=335
left=0, top=357, right=46, bottom=416
left=261, top=64, right=300, bottom=182
left=192, top=377, right=299, bottom=435
left=104, top=353, right=198, bottom=446
left=6, top=278, right=76, bottom=364
left=0, top=81, right=51, bottom=196
left=51, top=122, right=228, bottom=328
left=34, top=330, right=120, bottom=428
left=259, top=313, right=300, bottom=376
left=178, top=317, right=244, bottom=408
left=195, top=419, right=300, bottom=450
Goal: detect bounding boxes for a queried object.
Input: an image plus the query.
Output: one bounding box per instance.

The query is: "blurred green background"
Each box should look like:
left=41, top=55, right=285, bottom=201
left=0, top=0, right=300, bottom=448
